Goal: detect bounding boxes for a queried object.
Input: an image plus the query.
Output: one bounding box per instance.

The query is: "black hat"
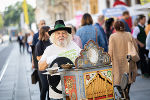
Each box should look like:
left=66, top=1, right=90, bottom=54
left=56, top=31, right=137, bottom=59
left=48, top=20, right=71, bottom=35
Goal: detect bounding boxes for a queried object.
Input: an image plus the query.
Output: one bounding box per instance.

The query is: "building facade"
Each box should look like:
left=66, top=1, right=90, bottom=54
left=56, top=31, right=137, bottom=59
left=35, top=0, right=142, bottom=26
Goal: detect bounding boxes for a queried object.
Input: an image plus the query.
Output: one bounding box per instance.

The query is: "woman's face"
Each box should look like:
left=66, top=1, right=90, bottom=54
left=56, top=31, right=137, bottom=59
left=45, top=32, right=50, bottom=40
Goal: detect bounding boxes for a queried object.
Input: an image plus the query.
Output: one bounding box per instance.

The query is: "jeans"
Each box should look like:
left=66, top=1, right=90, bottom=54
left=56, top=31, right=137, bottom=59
left=38, top=71, right=50, bottom=100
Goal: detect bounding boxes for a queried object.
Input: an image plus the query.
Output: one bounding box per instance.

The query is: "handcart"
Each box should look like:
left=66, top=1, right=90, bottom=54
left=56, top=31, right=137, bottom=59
left=59, top=40, right=114, bottom=100
left=46, top=40, right=130, bottom=100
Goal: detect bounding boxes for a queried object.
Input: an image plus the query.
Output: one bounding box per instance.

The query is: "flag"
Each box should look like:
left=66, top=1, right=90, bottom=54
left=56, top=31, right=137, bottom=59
left=22, top=0, right=29, bottom=25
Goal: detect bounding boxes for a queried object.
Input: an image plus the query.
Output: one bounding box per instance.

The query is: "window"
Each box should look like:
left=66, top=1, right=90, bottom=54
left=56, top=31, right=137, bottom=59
left=136, top=0, right=141, bottom=4
left=125, top=0, right=131, bottom=6
left=106, top=0, right=110, bottom=8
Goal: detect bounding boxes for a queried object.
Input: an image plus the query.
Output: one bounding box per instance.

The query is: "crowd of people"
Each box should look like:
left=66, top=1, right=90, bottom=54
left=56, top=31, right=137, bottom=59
left=16, top=10, right=150, bottom=100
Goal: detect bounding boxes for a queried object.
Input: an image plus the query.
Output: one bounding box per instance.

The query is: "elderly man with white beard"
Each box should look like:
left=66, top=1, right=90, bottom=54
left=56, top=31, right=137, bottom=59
left=38, top=20, right=81, bottom=100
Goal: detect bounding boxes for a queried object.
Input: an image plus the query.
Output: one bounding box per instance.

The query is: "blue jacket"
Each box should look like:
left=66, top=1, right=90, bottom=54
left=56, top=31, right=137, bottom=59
left=76, top=25, right=97, bottom=49
left=32, top=32, right=39, bottom=46
left=94, top=23, right=108, bottom=52
left=120, top=19, right=131, bottom=32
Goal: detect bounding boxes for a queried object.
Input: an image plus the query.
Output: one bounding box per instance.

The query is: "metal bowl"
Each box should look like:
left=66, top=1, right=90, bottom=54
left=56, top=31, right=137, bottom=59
left=61, top=64, right=74, bottom=69
left=48, top=69, right=58, bottom=74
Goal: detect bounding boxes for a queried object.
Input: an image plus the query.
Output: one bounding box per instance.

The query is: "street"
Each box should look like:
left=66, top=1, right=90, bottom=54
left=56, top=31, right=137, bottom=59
left=0, top=42, right=150, bottom=100
left=0, top=42, right=40, bottom=100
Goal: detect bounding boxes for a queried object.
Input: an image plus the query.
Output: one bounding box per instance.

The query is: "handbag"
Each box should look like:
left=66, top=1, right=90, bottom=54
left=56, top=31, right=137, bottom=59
left=128, top=40, right=140, bottom=62
left=31, top=70, right=39, bottom=84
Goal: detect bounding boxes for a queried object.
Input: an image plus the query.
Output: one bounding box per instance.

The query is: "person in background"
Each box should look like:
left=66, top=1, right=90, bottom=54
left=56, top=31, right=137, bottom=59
left=38, top=20, right=81, bottom=100
left=76, top=13, right=97, bottom=49
left=28, top=30, right=34, bottom=46
left=17, top=32, right=25, bottom=54
left=32, top=20, right=46, bottom=46
left=105, top=17, right=115, bottom=41
left=109, top=21, right=138, bottom=100
left=27, top=30, right=34, bottom=61
left=145, top=18, right=150, bottom=36
left=67, top=24, right=82, bottom=48
left=146, top=31, right=150, bottom=76
left=131, top=18, right=139, bottom=34
left=35, top=26, right=51, bottom=100
left=120, top=11, right=131, bottom=32
left=133, top=15, right=149, bottom=78
left=94, top=15, right=108, bottom=52
left=24, top=33, right=29, bottom=53
left=32, top=20, right=46, bottom=91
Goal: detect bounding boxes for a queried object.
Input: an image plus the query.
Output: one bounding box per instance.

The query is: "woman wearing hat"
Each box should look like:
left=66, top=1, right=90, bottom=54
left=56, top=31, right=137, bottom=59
left=38, top=20, right=81, bottom=100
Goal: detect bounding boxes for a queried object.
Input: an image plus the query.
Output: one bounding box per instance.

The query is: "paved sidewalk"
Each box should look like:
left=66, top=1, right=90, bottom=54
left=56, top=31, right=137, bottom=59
left=0, top=42, right=40, bottom=100
left=130, top=74, right=150, bottom=100
left=0, top=42, right=150, bottom=100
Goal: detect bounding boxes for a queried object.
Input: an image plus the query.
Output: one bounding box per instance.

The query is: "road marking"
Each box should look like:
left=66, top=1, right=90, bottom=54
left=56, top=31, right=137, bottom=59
left=0, top=44, right=12, bottom=83
left=0, top=58, right=10, bottom=82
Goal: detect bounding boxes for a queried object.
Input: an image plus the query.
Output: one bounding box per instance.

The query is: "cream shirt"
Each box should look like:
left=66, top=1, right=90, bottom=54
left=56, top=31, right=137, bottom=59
left=39, top=41, right=81, bottom=99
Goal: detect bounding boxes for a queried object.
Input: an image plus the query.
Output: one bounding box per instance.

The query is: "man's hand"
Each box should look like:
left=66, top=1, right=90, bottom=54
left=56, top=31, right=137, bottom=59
left=135, top=39, right=144, bottom=48
left=39, top=60, right=48, bottom=71
left=32, top=65, right=34, bottom=69
left=139, top=42, right=144, bottom=48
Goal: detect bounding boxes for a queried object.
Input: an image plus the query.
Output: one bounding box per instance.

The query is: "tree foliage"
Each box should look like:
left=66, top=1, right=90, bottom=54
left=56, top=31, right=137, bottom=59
left=3, top=2, right=35, bottom=27
left=0, top=14, right=4, bottom=29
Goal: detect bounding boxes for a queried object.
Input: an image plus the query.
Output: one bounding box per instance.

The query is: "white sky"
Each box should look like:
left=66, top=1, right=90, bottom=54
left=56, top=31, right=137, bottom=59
left=0, top=0, right=36, bottom=12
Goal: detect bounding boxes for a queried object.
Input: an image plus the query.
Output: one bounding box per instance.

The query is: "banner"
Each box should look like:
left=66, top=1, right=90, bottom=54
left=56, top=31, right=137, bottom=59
left=22, top=0, right=29, bottom=25
left=140, top=0, right=150, bottom=5
left=103, top=7, right=127, bottom=17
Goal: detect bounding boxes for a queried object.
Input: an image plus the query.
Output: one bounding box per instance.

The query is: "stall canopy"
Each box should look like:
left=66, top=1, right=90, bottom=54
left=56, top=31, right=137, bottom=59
left=113, top=0, right=127, bottom=7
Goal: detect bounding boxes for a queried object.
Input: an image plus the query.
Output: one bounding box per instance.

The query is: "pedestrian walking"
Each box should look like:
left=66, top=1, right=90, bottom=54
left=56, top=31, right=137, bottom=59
left=120, top=11, right=131, bottom=32
left=94, top=15, right=108, bottom=52
left=133, top=15, right=149, bottom=78
left=76, top=13, right=97, bottom=49
left=32, top=20, right=46, bottom=91
left=131, top=18, right=139, bottom=34
left=27, top=30, right=34, bottom=62
left=24, top=33, right=29, bottom=53
left=105, top=17, right=115, bottom=41
left=146, top=31, right=150, bottom=76
left=145, top=18, right=150, bottom=36
left=35, top=26, right=51, bottom=100
left=67, top=24, right=82, bottom=48
left=17, top=32, right=25, bottom=54
left=108, top=21, right=139, bottom=100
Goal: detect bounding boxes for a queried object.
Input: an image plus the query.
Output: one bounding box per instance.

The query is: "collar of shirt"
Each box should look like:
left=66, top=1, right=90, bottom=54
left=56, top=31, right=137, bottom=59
left=138, top=23, right=145, bottom=28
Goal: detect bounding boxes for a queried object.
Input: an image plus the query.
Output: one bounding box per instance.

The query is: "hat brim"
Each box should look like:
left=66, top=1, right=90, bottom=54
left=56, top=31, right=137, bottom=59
left=48, top=27, right=71, bottom=36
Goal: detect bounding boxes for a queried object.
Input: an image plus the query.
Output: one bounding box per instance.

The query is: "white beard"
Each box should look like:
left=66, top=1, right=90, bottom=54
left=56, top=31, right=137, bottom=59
left=56, top=38, right=68, bottom=47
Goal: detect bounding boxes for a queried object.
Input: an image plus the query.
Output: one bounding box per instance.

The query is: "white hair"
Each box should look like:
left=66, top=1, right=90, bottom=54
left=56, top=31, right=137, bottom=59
left=50, top=31, right=72, bottom=47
